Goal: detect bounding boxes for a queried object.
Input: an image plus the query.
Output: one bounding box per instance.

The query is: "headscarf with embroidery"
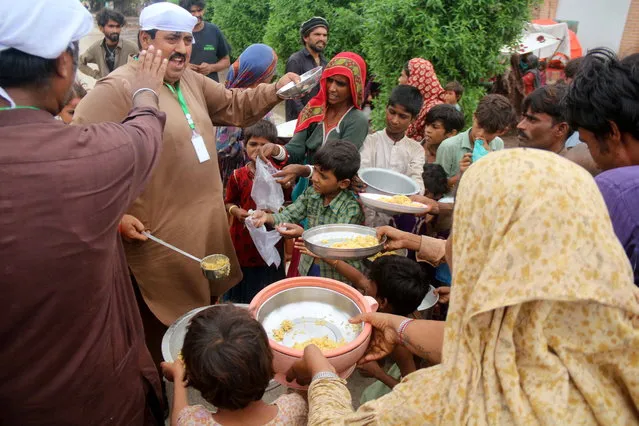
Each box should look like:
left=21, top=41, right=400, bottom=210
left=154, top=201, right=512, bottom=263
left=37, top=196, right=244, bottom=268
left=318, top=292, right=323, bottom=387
left=294, top=52, right=366, bottom=133
left=404, top=58, right=445, bottom=142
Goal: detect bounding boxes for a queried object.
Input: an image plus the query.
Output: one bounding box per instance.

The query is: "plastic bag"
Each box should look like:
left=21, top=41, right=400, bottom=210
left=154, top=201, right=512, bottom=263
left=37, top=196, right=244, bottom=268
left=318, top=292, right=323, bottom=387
left=245, top=219, right=282, bottom=267
left=251, top=158, right=284, bottom=213
left=472, top=139, right=490, bottom=163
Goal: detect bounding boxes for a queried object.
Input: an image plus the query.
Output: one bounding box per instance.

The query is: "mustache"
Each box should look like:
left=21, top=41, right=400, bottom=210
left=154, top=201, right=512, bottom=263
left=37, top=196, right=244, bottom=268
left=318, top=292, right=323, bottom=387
left=517, top=130, right=529, bottom=140
left=107, top=33, right=119, bottom=41
left=169, top=53, right=186, bottom=61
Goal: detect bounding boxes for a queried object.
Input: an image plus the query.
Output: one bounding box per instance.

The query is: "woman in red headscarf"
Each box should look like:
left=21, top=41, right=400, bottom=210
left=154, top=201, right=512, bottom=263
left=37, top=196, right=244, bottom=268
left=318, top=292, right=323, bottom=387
left=398, top=58, right=446, bottom=142
left=261, top=52, right=369, bottom=187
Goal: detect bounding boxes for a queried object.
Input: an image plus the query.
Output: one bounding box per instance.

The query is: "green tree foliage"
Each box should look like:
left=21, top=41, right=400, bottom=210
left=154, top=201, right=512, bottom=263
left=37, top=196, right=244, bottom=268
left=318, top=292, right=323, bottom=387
left=205, top=0, right=270, bottom=58
left=362, top=0, right=534, bottom=128
left=263, top=0, right=366, bottom=75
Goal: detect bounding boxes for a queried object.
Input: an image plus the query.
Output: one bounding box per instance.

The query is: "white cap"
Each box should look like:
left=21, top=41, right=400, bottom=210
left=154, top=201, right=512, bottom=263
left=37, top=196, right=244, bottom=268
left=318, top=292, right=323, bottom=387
left=139, top=2, right=197, bottom=34
left=0, top=0, right=93, bottom=59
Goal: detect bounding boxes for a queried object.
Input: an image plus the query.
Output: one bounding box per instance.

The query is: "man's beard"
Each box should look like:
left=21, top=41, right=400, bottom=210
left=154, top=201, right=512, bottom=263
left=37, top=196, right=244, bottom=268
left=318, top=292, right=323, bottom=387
left=309, top=42, right=325, bottom=53
left=107, top=33, right=120, bottom=42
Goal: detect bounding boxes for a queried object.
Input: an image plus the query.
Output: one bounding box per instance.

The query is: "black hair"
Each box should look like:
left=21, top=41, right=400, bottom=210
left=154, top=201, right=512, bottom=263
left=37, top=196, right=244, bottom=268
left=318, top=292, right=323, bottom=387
left=0, top=42, right=79, bottom=89
left=137, top=29, right=158, bottom=50
left=387, top=85, right=423, bottom=117
left=403, top=61, right=410, bottom=78
left=525, top=54, right=539, bottom=69
left=179, top=0, right=206, bottom=10
left=424, top=104, right=465, bottom=133
left=522, top=84, right=569, bottom=126
left=444, top=81, right=464, bottom=99
left=244, top=119, right=278, bottom=144
left=563, top=57, right=584, bottom=79
left=422, top=163, right=448, bottom=199
left=181, top=305, right=274, bottom=410
left=368, top=256, right=427, bottom=316
left=474, top=94, right=517, bottom=134
left=96, top=8, right=125, bottom=27
left=312, top=139, right=360, bottom=181
left=563, top=48, right=639, bottom=148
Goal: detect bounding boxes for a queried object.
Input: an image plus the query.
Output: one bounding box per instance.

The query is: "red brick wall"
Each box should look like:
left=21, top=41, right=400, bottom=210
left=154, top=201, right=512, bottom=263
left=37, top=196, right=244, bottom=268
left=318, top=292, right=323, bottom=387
left=620, top=0, right=639, bottom=55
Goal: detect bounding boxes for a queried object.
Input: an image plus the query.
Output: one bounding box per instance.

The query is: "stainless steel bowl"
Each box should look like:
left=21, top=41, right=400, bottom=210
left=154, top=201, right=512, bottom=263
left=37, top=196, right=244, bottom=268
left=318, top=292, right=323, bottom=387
left=276, top=66, right=323, bottom=100
left=302, top=224, right=386, bottom=260
left=162, top=304, right=280, bottom=392
left=359, top=168, right=420, bottom=196
left=256, top=287, right=363, bottom=350
left=200, top=254, right=231, bottom=281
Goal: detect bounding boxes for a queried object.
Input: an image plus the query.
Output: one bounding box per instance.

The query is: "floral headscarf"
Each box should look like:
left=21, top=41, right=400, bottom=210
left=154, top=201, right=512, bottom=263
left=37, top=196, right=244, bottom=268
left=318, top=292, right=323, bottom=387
left=405, top=58, right=445, bottom=142
left=294, top=52, right=367, bottom=133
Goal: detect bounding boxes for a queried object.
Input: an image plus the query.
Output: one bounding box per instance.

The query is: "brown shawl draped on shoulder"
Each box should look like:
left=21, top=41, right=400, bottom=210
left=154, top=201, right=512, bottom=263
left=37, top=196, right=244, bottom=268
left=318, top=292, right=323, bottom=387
left=73, top=64, right=280, bottom=325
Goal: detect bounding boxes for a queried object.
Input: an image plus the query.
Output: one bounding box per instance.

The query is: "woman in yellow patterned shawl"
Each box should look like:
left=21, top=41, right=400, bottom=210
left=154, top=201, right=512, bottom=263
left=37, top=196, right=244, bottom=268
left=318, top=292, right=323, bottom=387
left=289, top=148, right=639, bottom=425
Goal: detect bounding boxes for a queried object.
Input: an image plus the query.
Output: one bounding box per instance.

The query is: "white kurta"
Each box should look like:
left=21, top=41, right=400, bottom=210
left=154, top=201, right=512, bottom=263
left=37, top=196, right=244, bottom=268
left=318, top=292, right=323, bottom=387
left=359, top=130, right=426, bottom=226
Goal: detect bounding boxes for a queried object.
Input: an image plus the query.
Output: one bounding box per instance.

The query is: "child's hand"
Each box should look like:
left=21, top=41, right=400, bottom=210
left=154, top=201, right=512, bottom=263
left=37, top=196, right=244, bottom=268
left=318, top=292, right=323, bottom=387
left=459, top=153, right=472, bottom=175
left=357, top=360, right=386, bottom=380
left=161, top=360, right=186, bottom=385
left=409, top=195, right=439, bottom=216
left=276, top=223, right=304, bottom=238
left=230, top=207, right=250, bottom=222
left=434, top=286, right=451, bottom=305
left=294, top=239, right=319, bottom=259
left=350, top=175, right=367, bottom=193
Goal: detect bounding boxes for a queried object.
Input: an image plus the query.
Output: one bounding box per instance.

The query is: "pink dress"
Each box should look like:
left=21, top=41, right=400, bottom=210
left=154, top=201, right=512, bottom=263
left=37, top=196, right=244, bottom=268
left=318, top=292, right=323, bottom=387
left=177, top=394, right=308, bottom=426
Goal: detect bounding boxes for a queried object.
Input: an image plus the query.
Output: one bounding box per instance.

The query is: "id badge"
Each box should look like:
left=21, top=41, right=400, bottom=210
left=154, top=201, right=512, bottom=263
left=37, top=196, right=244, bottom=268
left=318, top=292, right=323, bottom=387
left=191, top=131, right=210, bottom=163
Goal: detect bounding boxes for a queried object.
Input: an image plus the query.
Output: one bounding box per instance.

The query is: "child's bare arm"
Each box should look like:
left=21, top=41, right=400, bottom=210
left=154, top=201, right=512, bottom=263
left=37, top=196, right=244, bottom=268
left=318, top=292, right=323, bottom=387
left=325, top=259, right=370, bottom=293
left=161, top=361, right=188, bottom=426
left=392, top=345, right=417, bottom=377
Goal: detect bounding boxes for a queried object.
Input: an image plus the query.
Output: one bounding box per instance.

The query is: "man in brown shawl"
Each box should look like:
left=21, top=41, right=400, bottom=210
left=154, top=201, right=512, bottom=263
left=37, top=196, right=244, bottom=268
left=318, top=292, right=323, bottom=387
left=0, top=0, right=172, bottom=423
left=73, top=2, right=298, bottom=368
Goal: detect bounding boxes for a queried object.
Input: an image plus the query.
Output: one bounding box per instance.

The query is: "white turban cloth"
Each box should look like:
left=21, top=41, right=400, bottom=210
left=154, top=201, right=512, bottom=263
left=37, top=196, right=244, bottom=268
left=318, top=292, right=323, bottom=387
left=0, top=0, right=93, bottom=59
left=139, top=2, right=198, bottom=34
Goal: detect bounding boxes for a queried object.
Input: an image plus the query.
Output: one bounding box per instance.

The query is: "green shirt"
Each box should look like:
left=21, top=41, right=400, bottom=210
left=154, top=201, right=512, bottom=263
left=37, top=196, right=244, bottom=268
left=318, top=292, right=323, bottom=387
left=284, top=107, right=369, bottom=165
left=435, top=129, right=504, bottom=178
left=272, top=187, right=365, bottom=281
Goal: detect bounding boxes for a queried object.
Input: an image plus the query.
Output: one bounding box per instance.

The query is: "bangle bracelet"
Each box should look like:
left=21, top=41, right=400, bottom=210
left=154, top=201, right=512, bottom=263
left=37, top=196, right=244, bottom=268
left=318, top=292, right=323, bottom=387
left=397, top=318, right=414, bottom=345
left=272, top=145, right=287, bottom=161
left=132, top=88, right=159, bottom=102
left=311, top=371, right=339, bottom=383
left=228, top=205, right=238, bottom=215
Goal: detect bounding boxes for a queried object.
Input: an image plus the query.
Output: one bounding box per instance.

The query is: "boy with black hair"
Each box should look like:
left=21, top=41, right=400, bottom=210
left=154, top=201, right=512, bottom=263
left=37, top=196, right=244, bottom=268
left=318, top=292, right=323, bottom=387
left=423, top=104, right=465, bottom=163
left=252, top=140, right=364, bottom=280
left=436, top=94, right=516, bottom=190
left=443, top=81, right=464, bottom=111
left=360, top=85, right=425, bottom=226
left=422, top=163, right=448, bottom=201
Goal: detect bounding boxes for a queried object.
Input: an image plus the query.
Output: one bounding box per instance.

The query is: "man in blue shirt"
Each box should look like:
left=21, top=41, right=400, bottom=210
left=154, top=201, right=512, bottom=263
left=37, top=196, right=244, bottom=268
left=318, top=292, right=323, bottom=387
left=180, top=0, right=230, bottom=82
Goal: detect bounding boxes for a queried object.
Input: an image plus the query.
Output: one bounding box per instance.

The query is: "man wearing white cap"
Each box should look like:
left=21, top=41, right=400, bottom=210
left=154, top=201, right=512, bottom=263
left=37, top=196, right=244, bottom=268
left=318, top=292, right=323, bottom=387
left=74, top=2, right=299, bottom=370
left=0, top=0, right=170, bottom=424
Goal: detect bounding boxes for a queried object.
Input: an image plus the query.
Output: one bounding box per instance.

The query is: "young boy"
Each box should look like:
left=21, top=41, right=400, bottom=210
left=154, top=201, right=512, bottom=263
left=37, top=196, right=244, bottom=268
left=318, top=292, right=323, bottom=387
left=423, top=104, right=465, bottom=164
left=435, top=94, right=516, bottom=191
left=422, top=163, right=448, bottom=201
left=359, top=85, right=425, bottom=226
left=251, top=140, right=364, bottom=281
left=224, top=120, right=288, bottom=303
left=443, top=81, right=464, bottom=111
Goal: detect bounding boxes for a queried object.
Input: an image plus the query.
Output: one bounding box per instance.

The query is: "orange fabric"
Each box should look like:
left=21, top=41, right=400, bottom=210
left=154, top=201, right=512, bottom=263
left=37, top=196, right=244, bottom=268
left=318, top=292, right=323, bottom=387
left=405, top=58, right=445, bottom=142
left=294, top=52, right=367, bottom=134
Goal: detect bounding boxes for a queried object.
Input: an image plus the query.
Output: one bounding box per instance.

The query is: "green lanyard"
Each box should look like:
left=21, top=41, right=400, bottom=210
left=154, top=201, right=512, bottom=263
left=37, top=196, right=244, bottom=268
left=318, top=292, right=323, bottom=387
left=0, top=106, right=40, bottom=111
left=164, top=83, right=196, bottom=131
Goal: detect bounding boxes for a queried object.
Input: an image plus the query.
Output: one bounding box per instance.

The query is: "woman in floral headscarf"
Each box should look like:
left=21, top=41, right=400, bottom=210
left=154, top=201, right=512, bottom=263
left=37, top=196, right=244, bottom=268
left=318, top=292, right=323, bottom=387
left=288, top=148, right=639, bottom=425
left=216, top=44, right=278, bottom=189
left=260, top=52, right=369, bottom=187
left=398, top=58, right=445, bottom=142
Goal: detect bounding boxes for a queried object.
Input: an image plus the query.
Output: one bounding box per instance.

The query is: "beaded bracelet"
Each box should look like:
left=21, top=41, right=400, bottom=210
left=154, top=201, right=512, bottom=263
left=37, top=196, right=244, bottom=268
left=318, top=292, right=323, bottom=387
left=397, top=318, right=414, bottom=345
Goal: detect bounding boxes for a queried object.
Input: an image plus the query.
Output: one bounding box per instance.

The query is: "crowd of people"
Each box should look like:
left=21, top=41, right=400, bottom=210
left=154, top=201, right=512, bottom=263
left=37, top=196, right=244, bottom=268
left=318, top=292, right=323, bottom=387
left=1, top=0, right=638, bottom=425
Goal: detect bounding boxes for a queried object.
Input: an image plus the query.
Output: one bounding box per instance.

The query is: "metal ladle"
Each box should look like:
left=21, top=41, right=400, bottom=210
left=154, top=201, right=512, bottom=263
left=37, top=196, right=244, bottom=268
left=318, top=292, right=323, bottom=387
left=142, top=231, right=230, bottom=280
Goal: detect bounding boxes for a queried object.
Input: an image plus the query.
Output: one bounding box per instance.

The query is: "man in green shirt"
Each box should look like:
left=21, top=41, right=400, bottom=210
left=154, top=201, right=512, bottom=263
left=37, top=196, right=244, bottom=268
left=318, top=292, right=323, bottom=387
left=435, top=94, right=516, bottom=191
left=252, top=140, right=364, bottom=282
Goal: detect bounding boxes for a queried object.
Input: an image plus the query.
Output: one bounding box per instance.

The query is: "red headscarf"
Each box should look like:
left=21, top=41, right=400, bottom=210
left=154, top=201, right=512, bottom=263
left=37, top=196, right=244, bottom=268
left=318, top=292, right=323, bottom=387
left=294, top=52, right=367, bottom=133
left=405, top=58, right=445, bottom=142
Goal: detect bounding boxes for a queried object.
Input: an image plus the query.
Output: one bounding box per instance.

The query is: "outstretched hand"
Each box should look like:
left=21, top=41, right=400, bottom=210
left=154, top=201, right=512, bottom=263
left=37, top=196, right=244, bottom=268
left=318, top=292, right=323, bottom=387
left=349, top=312, right=403, bottom=364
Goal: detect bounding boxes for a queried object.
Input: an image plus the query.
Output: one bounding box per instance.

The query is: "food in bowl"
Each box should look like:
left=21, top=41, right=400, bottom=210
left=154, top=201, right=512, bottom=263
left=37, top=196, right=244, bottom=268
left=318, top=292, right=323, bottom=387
left=201, top=256, right=230, bottom=271
left=378, top=195, right=425, bottom=207
left=292, top=336, right=345, bottom=351
left=272, top=320, right=294, bottom=342
left=329, top=235, right=379, bottom=249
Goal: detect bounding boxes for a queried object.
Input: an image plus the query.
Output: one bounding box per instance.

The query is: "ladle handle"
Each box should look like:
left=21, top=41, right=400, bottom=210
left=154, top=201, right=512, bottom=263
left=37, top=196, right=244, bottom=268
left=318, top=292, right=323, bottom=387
left=141, top=231, right=202, bottom=263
